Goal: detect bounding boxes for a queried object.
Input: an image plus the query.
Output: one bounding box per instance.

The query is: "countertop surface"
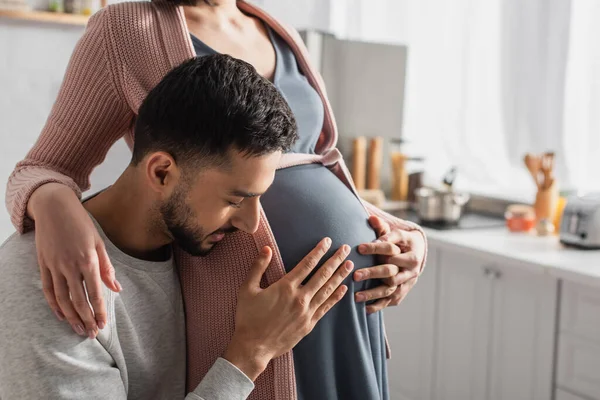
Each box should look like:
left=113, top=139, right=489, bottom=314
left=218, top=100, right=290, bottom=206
left=422, top=225, right=600, bottom=287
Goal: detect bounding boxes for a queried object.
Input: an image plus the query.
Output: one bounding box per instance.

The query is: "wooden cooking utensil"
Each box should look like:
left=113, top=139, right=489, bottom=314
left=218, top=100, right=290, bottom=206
left=524, top=154, right=542, bottom=189
left=540, top=152, right=555, bottom=190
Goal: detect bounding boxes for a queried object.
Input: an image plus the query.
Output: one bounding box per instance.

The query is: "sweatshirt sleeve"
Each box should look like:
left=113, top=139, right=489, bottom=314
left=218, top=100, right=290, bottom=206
left=187, top=358, right=255, bottom=400
left=0, top=235, right=129, bottom=399
left=5, top=7, right=132, bottom=233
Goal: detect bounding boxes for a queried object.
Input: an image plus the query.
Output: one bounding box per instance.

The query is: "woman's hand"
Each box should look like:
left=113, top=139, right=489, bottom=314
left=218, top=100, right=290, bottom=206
left=29, top=183, right=121, bottom=338
left=354, top=216, right=426, bottom=314
left=225, top=239, right=352, bottom=380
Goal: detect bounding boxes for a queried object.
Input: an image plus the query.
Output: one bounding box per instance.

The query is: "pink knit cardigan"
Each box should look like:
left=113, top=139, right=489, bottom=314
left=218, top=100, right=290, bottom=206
left=5, top=2, right=427, bottom=399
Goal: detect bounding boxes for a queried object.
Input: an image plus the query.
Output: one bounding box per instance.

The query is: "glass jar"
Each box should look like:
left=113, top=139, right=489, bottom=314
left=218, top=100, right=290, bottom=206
left=505, top=204, right=536, bottom=232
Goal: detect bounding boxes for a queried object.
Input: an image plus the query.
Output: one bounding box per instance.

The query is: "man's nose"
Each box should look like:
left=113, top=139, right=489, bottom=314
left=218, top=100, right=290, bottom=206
left=231, top=199, right=261, bottom=234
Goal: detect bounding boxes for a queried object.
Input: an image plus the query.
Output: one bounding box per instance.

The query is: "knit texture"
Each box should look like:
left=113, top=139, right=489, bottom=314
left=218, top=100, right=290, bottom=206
left=4, top=2, right=428, bottom=399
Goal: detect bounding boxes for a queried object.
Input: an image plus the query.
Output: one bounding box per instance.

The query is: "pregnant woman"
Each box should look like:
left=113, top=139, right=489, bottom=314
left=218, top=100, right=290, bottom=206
left=5, top=1, right=427, bottom=399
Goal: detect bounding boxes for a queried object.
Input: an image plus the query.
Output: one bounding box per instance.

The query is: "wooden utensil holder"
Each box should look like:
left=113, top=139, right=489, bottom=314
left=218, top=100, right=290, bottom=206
left=534, top=181, right=558, bottom=222
left=390, top=151, right=409, bottom=201
left=367, top=137, right=383, bottom=190
left=351, top=137, right=367, bottom=190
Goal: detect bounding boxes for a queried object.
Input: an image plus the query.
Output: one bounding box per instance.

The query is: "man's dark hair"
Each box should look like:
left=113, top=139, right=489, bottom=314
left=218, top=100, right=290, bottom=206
left=132, top=54, right=297, bottom=168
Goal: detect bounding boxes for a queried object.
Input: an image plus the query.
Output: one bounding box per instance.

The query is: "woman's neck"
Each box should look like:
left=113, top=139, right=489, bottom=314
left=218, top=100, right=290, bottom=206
left=200, top=0, right=236, bottom=7
left=184, top=0, right=244, bottom=27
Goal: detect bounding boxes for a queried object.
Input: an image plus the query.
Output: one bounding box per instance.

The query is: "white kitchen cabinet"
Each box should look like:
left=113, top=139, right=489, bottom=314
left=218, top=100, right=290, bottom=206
left=555, top=388, right=589, bottom=400
left=433, top=249, right=493, bottom=400
left=385, top=247, right=439, bottom=400
left=433, top=248, right=557, bottom=400
left=557, top=281, right=600, bottom=400
left=487, top=262, right=557, bottom=400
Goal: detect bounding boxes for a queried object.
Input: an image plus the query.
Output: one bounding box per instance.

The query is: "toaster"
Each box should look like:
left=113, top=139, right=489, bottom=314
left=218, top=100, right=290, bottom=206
left=559, top=193, right=600, bottom=249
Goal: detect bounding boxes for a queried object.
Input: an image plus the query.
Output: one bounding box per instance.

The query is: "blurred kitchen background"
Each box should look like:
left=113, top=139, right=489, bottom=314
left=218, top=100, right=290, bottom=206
left=1, top=1, right=600, bottom=400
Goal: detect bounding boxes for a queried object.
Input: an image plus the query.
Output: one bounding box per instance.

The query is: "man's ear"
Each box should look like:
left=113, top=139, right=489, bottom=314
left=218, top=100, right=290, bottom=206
left=145, top=152, right=181, bottom=196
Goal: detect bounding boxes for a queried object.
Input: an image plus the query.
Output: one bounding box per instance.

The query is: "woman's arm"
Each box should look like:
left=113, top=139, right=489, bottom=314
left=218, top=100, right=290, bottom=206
left=6, top=7, right=131, bottom=232
left=5, top=8, right=132, bottom=336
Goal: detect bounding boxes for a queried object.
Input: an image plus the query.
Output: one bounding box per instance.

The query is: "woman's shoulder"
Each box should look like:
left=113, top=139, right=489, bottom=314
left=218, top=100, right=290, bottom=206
left=91, top=1, right=177, bottom=38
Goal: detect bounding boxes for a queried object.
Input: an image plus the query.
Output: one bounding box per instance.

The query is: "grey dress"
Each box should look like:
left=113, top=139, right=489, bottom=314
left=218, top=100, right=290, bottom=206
left=192, top=27, right=389, bottom=400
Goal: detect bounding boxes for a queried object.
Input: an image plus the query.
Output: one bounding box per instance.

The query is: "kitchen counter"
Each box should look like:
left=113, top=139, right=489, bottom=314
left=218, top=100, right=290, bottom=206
left=422, top=226, right=600, bottom=287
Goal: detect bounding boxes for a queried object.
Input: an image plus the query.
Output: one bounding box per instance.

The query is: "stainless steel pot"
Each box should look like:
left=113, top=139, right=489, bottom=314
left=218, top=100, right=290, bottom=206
left=415, top=187, right=470, bottom=224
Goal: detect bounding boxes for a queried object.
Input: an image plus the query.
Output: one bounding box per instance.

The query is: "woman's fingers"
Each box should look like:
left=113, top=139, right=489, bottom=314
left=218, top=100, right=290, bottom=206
left=353, top=264, right=399, bottom=282
left=97, top=242, right=121, bottom=293
left=285, top=238, right=332, bottom=285
left=53, top=274, right=86, bottom=336
left=355, top=284, right=398, bottom=303
left=365, top=297, right=393, bottom=315
left=367, top=216, right=390, bottom=237
left=382, top=267, right=419, bottom=287
left=82, top=259, right=108, bottom=331
left=365, top=277, right=418, bottom=314
left=309, top=260, right=353, bottom=309
left=387, top=251, right=422, bottom=270
left=358, top=241, right=401, bottom=257
left=39, top=264, right=64, bottom=321
left=66, top=267, right=98, bottom=338
left=302, top=245, right=350, bottom=296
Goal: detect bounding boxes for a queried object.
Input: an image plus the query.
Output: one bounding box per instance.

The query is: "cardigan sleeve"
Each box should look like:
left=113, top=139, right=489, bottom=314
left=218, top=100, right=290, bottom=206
left=5, top=8, right=132, bottom=232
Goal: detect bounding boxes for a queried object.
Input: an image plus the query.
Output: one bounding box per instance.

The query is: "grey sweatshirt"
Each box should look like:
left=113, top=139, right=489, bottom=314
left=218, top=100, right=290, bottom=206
left=0, top=221, right=254, bottom=400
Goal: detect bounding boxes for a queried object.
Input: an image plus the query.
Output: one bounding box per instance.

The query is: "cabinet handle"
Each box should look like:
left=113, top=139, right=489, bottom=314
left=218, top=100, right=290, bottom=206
left=483, top=267, right=502, bottom=280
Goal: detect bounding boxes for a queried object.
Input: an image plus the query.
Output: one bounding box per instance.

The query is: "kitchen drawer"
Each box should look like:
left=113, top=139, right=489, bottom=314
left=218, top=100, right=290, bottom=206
left=557, top=333, right=600, bottom=400
left=561, top=281, right=600, bottom=342
left=555, top=388, right=590, bottom=400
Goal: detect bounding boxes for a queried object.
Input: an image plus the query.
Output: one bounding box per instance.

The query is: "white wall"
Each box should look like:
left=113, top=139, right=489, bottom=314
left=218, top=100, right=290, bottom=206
left=0, top=19, right=130, bottom=242
left=320, top=36, right=408, bottom=192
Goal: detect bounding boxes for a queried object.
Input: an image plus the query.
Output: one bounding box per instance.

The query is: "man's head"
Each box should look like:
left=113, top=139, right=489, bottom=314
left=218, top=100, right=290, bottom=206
left=131, top=55, right=297, bottom=256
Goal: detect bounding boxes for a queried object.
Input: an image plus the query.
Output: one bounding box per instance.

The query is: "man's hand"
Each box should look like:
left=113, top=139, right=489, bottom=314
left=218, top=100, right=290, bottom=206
left=224, top=238, right=352, bottom=380
left=354, top=216, right=426, bottom=314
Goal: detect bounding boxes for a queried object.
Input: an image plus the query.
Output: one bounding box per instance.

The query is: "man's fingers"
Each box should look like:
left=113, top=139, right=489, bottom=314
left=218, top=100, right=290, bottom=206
left=353, top=264, right=399, bottom=282
left=53, top=274, right=86, bottom=336
left=358, top=241, right=401, bottom=257
left=367, top=216, right=390, bottom=237
left=310, top=260, right=354, bottom=308
left=286, top=238, right=332, bottom=285
left=244, top=246, right=273, bottom=290
left=82, top=263, right=108, bottom=330
left=302, top=244, right=350, bottom=296
left=40, top=265, right=64, bottom=321
left=312, top=285, right=348, bottom=324
left=97, top=243, right=121, bottom=293
left=355, top=284, right=398, bottom=303
left=365, top=298, right=392, bottom=314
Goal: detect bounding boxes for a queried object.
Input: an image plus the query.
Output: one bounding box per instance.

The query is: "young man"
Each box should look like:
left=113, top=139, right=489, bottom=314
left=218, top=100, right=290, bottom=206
left=0, top=55, right=352, bottom=399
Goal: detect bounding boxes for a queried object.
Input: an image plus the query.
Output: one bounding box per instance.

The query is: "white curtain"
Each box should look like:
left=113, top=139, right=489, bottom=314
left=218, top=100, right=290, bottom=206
left=561, top=0, right=600, bottom=193
left=332, top=0, right=600, bottom=198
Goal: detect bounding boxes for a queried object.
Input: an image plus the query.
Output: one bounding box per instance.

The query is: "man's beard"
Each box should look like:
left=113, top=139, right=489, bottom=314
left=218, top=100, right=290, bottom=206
left=160, top=187, right=237, bottom=256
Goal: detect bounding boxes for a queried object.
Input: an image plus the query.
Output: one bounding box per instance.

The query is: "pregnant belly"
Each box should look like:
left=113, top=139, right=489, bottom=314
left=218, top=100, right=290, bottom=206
left=260, top=163, right=378, bottom=288
left=261, top=163, right=388, bottom=400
